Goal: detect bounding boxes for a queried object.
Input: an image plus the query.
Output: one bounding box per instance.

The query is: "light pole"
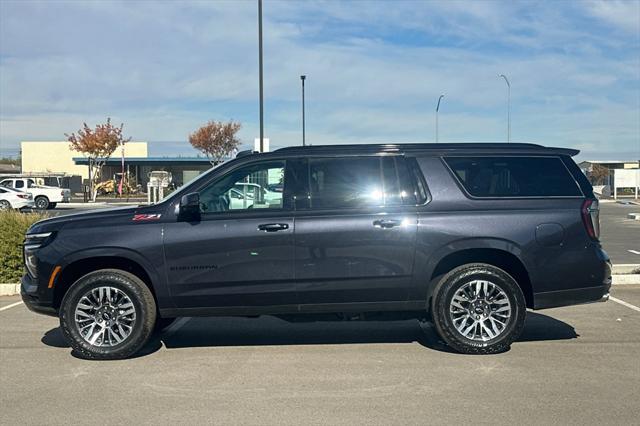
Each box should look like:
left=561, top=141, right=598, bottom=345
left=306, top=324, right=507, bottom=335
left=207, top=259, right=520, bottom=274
left=258, top=0, right=264, bottom=152
left=499, top=74, right=511, bottom=142
left=435, top=94, right=444, bottom=143
left=300, top=75, right=306, bottom=146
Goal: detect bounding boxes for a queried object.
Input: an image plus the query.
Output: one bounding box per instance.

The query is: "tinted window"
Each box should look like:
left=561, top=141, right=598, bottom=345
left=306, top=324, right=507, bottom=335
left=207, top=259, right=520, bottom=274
left=444, top=156, right=582, bottom=197
left=305, top=156, right=414, bottom=209
left=15, top=180, right=24, bottom=189
left=198, top=161, right=286, bottom=213
left=308, top=157, right=382, bottom=209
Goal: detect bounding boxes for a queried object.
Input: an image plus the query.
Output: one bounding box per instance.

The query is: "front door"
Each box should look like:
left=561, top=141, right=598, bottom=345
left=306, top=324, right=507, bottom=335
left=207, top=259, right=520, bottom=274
left=293, top=156, right=418, bottom=306
left=163, top=159, right=297, bottom=309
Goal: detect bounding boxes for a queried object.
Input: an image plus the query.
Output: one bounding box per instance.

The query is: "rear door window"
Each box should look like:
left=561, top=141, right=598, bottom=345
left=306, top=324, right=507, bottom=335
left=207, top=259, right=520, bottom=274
left=307, top=157, right=383, bottom=209
left=444, top=156, right=582, bottom=197
left=302, top=156, right=419, bottom=210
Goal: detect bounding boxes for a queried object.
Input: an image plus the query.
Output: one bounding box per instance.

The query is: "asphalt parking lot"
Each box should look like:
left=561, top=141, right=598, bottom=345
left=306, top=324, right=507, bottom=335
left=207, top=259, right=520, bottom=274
left=599, top=201, right=640, bottom=264
left=1, top=286, right=639, bottom=425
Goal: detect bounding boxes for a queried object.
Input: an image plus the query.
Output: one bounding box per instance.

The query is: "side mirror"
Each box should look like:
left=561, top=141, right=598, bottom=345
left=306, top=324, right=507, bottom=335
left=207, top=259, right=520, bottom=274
left=179, top=192, right=200, bottom=218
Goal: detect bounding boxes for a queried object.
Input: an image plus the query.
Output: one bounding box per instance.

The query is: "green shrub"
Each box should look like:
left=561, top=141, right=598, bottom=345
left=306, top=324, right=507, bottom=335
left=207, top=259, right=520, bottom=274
left=0, top=211, right=48, bottom=283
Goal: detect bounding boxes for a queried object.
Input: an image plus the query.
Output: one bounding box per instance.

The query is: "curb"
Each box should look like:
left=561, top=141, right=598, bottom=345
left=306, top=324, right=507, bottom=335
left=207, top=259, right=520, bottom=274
left=612, top=264, right=640, bottom=275
left=612, top=275, right=640, bottom=285
left=0, top=284, right=20, bottom=296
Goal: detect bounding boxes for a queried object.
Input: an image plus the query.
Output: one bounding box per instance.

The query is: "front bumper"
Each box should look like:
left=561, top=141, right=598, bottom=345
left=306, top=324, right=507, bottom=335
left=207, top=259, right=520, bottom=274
left=20, top=274, right=57, bottom=317
left=14, top=200, right=34, bottom=209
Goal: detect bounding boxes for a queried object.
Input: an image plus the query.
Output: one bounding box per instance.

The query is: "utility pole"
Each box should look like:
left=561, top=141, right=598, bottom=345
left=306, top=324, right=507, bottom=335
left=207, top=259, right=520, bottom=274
left=301, top=75, right=306, bottom=146
left=435, top=94, right=444, bottom=143
left=258, top=0, right=264, bottom=152
left=499, top=74, right=511, bottom=142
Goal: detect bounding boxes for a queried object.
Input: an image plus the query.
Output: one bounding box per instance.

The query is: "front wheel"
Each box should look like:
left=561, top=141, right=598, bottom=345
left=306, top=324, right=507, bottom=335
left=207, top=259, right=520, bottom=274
left=431, top=263, right=526, bottom=354
left=59, top=269, right=156, bottom=360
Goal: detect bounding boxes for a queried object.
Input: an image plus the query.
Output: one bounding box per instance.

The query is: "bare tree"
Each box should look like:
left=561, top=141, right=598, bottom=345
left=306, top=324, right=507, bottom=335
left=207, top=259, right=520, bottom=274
left=189, top=120, right=241, bottom=165
left=67, top=118, right=131, bottom=201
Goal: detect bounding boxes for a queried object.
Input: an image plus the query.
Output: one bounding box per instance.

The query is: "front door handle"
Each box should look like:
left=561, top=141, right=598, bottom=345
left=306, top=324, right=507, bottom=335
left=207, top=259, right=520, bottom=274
left=373, top=219, right=403, bottom=229
left=257, top=223, right=289, bottom=232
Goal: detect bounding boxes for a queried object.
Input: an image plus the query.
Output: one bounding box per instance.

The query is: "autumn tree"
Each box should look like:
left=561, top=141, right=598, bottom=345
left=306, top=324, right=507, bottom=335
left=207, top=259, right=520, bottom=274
left=67, top=118, right=131, bottom=200
left=189, top=120, right=241, bottom=165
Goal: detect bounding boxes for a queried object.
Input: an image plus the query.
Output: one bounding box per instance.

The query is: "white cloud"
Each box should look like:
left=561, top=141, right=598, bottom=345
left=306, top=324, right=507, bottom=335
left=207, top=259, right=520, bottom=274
left=585, top=0, right=640, bottom=34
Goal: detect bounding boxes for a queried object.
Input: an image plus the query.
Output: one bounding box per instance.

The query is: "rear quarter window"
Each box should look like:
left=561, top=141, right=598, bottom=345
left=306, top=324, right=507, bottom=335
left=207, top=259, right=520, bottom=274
left=444, top=156, right=582, bottom=197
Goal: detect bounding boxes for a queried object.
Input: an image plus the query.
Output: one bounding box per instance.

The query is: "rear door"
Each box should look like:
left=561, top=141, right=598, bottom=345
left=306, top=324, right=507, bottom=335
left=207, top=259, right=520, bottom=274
left=293, top=155, right=418, bottom=307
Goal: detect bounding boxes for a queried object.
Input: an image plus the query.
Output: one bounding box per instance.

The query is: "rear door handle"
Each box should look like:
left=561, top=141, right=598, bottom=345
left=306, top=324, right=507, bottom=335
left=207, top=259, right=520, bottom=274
left=257, top=223, right=289, bottom=232
left=373, top=219, right=403, bottom=229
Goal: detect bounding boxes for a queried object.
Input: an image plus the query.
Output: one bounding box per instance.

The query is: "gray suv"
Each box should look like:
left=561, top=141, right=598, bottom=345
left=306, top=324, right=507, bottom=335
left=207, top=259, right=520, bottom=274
left=21, top=143, right=611, bottom=359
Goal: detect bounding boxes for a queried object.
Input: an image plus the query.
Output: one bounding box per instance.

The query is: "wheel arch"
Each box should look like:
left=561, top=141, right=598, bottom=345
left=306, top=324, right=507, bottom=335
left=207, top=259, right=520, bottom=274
left=53, top=249, right=161, bottom=310
left=423, top=240, right=533, bottom=309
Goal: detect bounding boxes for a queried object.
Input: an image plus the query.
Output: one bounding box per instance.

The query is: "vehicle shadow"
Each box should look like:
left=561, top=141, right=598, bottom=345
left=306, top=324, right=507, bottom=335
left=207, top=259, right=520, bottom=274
left=41, top=311, right=578, bottom=358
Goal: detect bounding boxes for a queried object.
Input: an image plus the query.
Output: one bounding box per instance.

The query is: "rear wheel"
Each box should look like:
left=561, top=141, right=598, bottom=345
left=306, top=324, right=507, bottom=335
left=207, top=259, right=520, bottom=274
left=59, top=269, right=156, bottom=360
left=34, top=196, right=49, bottom=210
left=431, top=263, right=526, bottom=354
left=0, top=200, right=10, bottom=210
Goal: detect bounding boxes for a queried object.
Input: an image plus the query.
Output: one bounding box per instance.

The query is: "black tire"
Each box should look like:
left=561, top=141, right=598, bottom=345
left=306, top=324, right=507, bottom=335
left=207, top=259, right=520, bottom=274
left=47, top=202, right=57, bottom=209
left=154, top=317, right=177, bottom=332
left=0, top=199, right=11, bottom=210
left=430, top=263, right=526, bottom=354
left=59, top=269, right=156, bottom=360
left=34, top=196, right=49, bottom=210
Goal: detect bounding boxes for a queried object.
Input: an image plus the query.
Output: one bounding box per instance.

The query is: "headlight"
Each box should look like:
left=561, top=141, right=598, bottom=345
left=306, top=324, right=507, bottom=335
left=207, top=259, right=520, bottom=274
left=23, top=232, right=54, bottom=279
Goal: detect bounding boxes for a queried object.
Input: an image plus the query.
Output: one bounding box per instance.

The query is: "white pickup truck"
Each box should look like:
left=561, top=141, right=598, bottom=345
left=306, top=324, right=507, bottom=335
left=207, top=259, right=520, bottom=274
left=0, top=178, right=70, bottom=209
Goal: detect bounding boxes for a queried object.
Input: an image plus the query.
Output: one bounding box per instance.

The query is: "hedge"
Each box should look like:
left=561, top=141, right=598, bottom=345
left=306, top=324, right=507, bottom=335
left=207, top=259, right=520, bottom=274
left=0, top=211, right=47, bottom=283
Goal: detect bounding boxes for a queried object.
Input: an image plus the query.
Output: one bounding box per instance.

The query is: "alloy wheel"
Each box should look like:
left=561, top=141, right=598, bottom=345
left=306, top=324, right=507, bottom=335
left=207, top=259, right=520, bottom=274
left=74, top=286, right=137, bottom=347
left=449, top=280, right=512, bottom=341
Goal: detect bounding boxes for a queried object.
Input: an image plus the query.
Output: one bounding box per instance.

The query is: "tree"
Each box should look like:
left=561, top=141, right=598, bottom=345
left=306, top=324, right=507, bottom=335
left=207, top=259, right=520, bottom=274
left=188, top=120, right=241, bottom=165
left=590, top=164, right=610, bottom=186
left=66, top=118, right=131, bottom=201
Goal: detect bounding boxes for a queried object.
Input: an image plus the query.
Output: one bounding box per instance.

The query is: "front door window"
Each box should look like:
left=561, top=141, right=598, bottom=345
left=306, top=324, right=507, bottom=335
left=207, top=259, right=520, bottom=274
left=198, top=161, right=286, bottom=213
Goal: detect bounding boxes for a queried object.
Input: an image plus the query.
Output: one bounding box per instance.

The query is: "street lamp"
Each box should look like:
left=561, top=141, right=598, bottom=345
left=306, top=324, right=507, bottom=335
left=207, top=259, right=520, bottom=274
left=435, top=94, right=444, bottom=143
left=499, top=74, right=511, bottom=143
left=258, top=0, right=264, bottom=152
left=300, top=75, right=306, bottom=146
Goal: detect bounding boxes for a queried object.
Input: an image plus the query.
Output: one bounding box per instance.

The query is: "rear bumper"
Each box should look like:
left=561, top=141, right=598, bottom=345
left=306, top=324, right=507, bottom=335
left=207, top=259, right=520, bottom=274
left=20, top=274, right=57, bottom=317
left=533, top=284, right=611, bottom=310
left=533, top=246, right=612, bottom=309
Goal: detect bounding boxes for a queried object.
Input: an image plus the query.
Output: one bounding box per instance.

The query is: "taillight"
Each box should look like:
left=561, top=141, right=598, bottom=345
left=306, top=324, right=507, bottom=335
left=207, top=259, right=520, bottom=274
left=61, top=191, right=65, bottom=196
left=581, top=199, right=600, bottom=240
left=17, top=194, right=28, bottom=199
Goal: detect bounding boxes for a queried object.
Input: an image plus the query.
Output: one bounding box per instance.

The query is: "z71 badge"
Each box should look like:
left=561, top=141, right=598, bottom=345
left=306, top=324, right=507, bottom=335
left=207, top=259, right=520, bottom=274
left=132, top=214, right=162, bottom=221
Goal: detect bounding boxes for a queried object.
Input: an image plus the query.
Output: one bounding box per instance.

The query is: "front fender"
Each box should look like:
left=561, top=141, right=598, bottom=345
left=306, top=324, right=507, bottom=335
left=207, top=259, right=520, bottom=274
left=56, top=246, right=171, bottom=308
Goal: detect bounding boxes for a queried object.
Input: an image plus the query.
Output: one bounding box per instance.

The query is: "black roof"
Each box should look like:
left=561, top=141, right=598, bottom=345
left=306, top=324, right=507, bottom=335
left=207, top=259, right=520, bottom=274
left=275, top=143, right=579, bottom=157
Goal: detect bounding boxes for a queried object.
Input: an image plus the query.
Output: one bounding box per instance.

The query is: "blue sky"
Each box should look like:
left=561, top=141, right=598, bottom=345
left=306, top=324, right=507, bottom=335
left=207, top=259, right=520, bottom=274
left=0, top=0, right=638, bottom=161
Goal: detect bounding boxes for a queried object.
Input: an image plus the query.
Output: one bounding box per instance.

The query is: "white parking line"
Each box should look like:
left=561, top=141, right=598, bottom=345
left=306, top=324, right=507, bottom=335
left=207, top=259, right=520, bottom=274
left=628, top=250, right=640, bottom=255
left=610, top=296, right=640, bottom=313
left=0, top=301, right=23, bottom=312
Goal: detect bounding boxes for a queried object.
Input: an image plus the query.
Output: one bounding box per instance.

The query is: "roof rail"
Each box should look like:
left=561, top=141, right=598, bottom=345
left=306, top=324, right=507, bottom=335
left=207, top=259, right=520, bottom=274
left=274, top=143, right=579, bottom=156
left=236, top=149, right=258, bottom=158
